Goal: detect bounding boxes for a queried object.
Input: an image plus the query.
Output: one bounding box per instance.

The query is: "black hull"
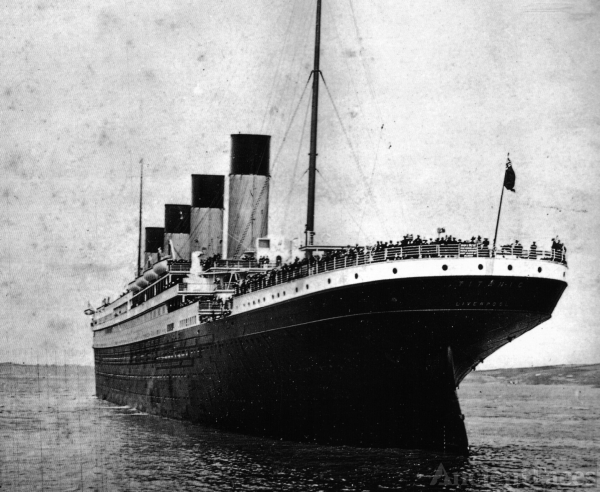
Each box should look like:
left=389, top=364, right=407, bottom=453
left=94, top=275, right=566, bottom=454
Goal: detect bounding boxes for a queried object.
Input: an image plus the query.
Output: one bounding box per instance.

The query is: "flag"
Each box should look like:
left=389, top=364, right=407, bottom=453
left=437, top=227, right=445, bottom=234
left=503, top=154, right=516, bottom=192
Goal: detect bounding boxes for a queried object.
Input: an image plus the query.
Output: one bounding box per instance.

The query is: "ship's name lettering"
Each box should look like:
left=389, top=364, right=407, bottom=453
left=455, top=301, right=507, bottom=307
left=454, top=280, right=523, bottom=289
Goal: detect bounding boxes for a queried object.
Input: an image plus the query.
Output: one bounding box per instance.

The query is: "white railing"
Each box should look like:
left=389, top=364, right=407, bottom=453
left=169, top=262, right=191, bottom=272
left=214, top=259, right=274, bottom=270
left=179, top=283, right=227, bottom=293
left=234, top=245, right=566, bottom=296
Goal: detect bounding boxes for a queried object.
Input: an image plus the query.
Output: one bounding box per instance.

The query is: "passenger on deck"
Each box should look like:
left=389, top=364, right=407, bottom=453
left=513, top=240, right=523, bottom=257
left=529, top=241, right=537, bottom=259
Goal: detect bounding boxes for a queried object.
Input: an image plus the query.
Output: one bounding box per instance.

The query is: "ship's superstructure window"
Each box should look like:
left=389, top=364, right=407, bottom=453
left=98, top=305, right=168, bottom=333
left=179, top=315, right=197, bottom=328
left=114, top=302, right=128, bottom=316
left=478, top=264, right=483, bottom=270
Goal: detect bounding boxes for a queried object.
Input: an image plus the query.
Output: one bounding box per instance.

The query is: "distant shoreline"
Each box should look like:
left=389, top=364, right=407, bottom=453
left=465, top=363, right=600, bottom=388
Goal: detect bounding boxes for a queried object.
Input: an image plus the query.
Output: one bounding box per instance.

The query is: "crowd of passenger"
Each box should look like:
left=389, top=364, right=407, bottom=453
left=232, top=235, right=567, bottom=296
left=373, top=234, right=491, bottom=250
left=200, top=253, right=222, bottom=271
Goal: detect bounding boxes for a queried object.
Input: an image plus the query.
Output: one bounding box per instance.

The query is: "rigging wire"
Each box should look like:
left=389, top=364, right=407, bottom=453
left=326, top=1, right=376, bottom=150
left=319, top=72, right=389, bottom=237
left=326, top=0, right=389, bottom=239
left=259, top=0, right=300, bottom=133
left=358, top=124, right=385, bottom=231
left=347, top=0, right=383, bottom=122
left=348, top=0, right=412, bottom=229
left=319, top=73, right=366, bottom=183
left=232, top=176, right=271, bottom=258
left=185, top=176, right=229, bottom=241
left=270, top=75, right=312, bottom=179
left=315, top=168, right=372, bottom=243
left=268, top=0, right=315, bottom=140
left=282, top=90, right=312, bottom=226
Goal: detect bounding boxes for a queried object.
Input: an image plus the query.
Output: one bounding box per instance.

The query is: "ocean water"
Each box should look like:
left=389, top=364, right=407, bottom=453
left=0, top=365, right=598, bottom=491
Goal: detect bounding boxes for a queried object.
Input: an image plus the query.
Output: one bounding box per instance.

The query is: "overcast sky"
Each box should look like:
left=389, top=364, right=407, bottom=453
left=1, top=0, right=598, bottom=368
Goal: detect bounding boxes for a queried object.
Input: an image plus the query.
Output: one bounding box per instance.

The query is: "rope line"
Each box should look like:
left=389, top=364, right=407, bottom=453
left=316, top=168, right=372, bottom=243
left=270, top=74, right=312, bottom=179
left=233, top=177, right=270, bottom=258
left=320, top=72, right=389, bottom=238
left=283, top=92, right=312, bottom=225
left=260, top=0, right=300, bottom=133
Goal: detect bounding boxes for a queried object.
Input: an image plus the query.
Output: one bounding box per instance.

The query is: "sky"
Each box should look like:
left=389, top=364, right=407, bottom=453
left=1, top=0, right=599, bottom=368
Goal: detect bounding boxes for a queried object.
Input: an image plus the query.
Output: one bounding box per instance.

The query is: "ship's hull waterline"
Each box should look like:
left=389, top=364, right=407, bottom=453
left=94, top=273, right=566, bottom=455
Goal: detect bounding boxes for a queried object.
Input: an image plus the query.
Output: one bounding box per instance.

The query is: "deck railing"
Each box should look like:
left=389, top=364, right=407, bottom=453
left=215, top=259, right=273, bottom=270
left=169, top=261, right=191, bottom=272
left=233, top=245, right=566, bottom=296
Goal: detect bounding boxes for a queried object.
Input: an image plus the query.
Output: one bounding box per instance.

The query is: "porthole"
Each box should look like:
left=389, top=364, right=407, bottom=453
left=538, top=267, right=542, bottom=273
left=328, top=278, right=331, bottom=284
left=393, top=268, right=397, bottom=274
left=295, top=287, right=298, bottom=293
left=442, top=265, right=448, bottom=271
left=563, top=272, right=566, bottom=278
left=478, top=264, right=483, bottom=270
left=283, top=291, right=286, bottom=296
left=263, top=297, right=266, bottom=302
left=272, top=295, right=274, bottom=299
left=306, top=284, right=309, bottom=289
left=277, top=293, right=280, bottom=297
left=355, top=273, right=359, bottom=279
left=508, top=265, right=513, bottom=271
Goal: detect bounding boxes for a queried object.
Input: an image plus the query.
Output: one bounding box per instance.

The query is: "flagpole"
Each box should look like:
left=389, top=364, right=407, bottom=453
left=492, top=178, right=505, bottom=255
left=137, top=158, right=144, bottom=277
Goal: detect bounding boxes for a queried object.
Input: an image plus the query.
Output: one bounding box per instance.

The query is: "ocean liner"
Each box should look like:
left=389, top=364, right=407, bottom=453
left=87, top=1, right=568, bottom=454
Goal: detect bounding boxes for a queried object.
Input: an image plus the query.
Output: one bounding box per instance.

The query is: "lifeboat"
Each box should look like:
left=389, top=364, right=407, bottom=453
left=143, top=269, right=159, bottom=282
left=153, top=260, right=168, bottom=276
left=136, top=277, right=149, bottom=289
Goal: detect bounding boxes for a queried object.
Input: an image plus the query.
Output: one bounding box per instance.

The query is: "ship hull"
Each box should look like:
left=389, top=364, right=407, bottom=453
left=94, top=274, right=566, bottom=454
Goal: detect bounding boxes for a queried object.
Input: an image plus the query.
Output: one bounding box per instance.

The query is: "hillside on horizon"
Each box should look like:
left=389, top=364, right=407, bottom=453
left=466, top=363, right=600, bottom=388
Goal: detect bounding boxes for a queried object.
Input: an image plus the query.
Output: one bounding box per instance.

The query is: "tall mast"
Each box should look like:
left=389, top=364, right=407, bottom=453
left=305, top=0, right=322, bottom=250
left=137, top=158, right=144, bottom=277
